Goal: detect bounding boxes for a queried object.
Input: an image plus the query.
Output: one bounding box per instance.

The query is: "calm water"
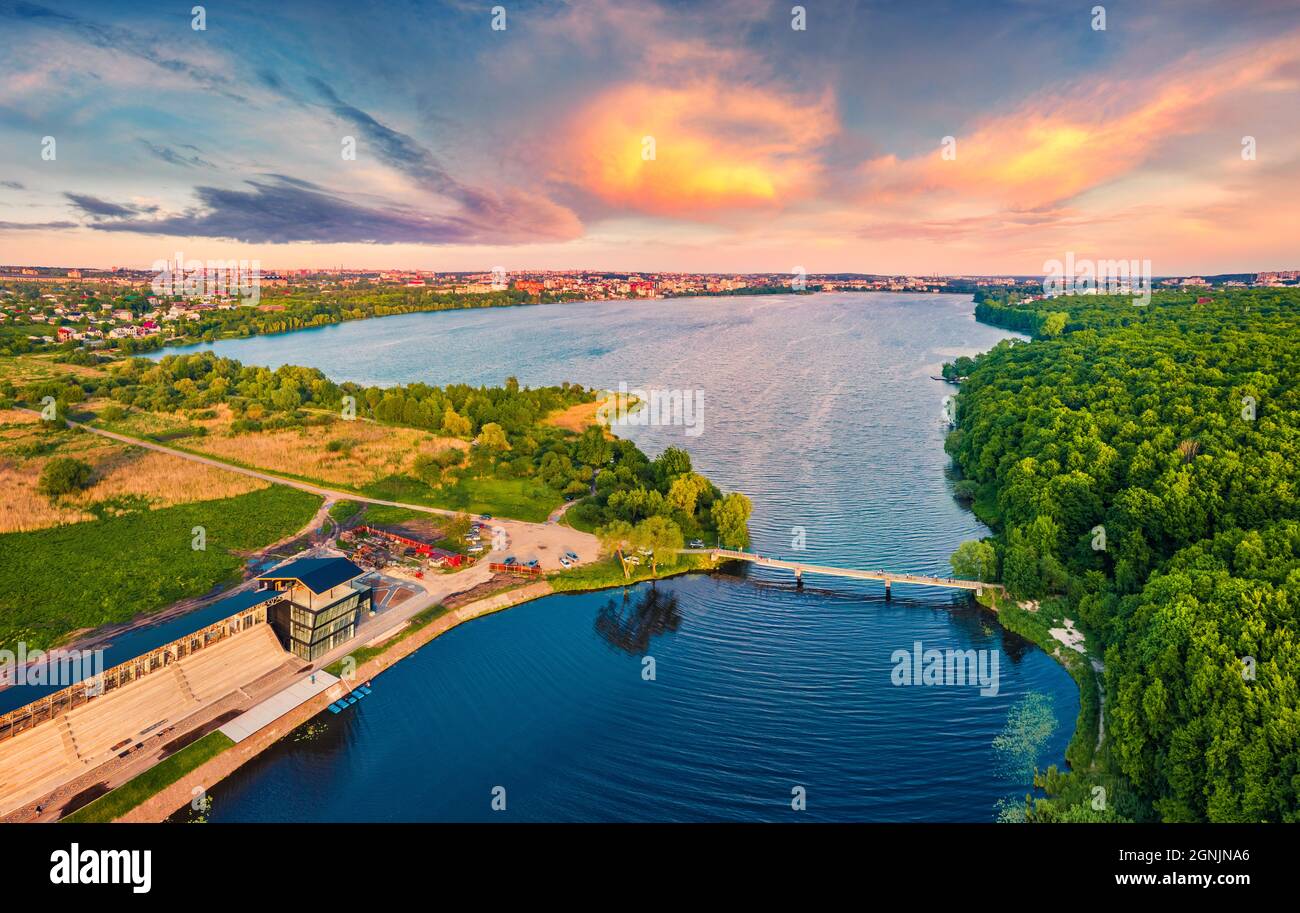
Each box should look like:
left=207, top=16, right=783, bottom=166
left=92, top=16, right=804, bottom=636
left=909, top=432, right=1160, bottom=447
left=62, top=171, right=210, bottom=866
left=158, top=293, right=1073, bottom=822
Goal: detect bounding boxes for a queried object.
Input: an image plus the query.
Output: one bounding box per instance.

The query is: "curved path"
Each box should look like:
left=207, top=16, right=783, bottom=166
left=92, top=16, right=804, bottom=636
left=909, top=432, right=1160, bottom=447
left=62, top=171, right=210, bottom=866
left=32, top=409, right=599, bottom=569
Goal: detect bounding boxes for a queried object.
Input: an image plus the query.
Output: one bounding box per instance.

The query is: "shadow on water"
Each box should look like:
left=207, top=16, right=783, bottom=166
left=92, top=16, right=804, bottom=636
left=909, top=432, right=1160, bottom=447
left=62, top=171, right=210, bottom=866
left=593, top=586, right=683, bottom=654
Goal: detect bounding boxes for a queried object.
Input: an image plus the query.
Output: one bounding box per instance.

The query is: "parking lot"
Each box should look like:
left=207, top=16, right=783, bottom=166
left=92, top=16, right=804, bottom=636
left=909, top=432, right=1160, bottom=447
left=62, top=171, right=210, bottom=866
left=466, top=516, right=597, bottom=571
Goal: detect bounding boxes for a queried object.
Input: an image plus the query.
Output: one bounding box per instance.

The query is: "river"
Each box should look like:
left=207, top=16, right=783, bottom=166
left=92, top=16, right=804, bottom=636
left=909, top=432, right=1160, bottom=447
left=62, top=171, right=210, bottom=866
left=154, top=292, right=1073, bottom=822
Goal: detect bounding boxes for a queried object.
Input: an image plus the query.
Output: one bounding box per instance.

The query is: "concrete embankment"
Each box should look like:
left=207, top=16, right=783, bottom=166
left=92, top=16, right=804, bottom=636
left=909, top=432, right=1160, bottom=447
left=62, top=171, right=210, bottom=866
left=118, top=580, right=554, bottom=823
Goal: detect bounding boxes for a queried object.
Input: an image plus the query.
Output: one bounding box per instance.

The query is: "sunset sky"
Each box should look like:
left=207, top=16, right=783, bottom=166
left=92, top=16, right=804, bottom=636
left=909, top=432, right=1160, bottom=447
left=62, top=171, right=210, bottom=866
left=1, top=0, right=1298, bottom=274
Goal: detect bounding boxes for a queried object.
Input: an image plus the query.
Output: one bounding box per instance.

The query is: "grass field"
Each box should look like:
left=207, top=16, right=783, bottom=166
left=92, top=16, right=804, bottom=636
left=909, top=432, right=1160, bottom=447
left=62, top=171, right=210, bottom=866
left=0, top=353, right=107, bottom=387
left=61, top=731, right=235, bottom=823
left=545, top=400, right=603, bottom=433
left=0, top=408, right=268, bottom=533
left=0, top=485, right=322, bottom=651
left=362, top=473, right=562, bottom=522
left=328, top=499, right=363, bottom=524
left=182, top=411, right=465, bottom=487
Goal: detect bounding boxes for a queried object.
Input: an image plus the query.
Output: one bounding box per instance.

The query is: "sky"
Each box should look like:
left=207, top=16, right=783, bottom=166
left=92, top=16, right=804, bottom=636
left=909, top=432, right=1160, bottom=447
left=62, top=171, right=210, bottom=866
left=1, top=0, right=1298, bottom=274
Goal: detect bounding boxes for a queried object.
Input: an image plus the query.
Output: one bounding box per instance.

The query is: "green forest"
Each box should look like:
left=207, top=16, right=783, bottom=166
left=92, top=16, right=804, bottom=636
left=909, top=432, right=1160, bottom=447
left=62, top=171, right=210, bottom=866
left=946, top=287, right=1300, bottom=822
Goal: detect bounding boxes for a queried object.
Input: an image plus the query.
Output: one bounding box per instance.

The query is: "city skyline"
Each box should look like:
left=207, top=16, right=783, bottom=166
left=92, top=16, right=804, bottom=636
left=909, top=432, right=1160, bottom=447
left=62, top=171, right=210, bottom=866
left=2, top=0, right=1299, bottom=274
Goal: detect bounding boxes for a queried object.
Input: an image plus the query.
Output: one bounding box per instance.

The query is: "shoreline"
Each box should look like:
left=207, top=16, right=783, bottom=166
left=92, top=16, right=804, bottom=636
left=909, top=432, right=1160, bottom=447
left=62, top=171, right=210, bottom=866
left=100, top=561, right=719, bottom=823
left=115, top=579, right=557, bottom=822
left=26, top=300, right=1069, bottom=823
left=961, top=312, right=1098, bottom=778
left=143, top=288, right=971, bottom=359
left=57, top=554, right=1073, bottom=824
left=109, top=557, right=1065, bottom=824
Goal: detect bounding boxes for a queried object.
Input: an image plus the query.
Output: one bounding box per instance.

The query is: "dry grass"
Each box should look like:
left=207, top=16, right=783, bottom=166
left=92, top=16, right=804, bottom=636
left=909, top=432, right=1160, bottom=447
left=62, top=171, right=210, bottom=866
left=74, top=449, right=267, bottom=507
left=0, top=409, right=42, bottom=427
left=84, top=402, right=197, bottom=438
left=0, top=354, right=105, bottom=387
left=0, top=421, right=268, bottom=534
left=0, top=465, right=97, bottom=530
left=546, top=401, right=604, bottom=433
left=189, top=418, right=467, bottom=487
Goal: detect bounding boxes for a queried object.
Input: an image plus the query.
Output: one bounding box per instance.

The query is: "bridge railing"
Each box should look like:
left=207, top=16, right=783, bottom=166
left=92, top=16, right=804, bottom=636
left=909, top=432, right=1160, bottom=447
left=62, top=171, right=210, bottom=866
left=693, top=548, right=1002, bottom=590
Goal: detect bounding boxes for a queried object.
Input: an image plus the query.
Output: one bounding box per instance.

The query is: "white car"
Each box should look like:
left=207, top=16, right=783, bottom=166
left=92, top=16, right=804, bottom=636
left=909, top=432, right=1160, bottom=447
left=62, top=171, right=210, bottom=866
left=467, top=544, right=484, bottom=554
left=559, top=556, right=573, bottom=569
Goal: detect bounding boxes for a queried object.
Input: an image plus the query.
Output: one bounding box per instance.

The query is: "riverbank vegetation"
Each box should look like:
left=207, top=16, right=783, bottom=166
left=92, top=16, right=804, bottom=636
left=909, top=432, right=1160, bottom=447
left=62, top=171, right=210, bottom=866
left=548, top=553, right=715, bottom=592
left=947, top=288, right=1300, bottom=822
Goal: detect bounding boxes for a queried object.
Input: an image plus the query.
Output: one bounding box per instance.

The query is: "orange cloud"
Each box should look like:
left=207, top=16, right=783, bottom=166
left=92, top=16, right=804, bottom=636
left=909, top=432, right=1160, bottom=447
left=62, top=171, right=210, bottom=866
left=563, top=82, right=837, bottom=216
left=861, top=30, right=1300, bottom=212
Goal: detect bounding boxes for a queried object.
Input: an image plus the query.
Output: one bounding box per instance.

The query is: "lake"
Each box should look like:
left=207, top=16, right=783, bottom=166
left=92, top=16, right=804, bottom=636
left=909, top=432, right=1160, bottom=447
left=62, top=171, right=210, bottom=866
left=156, top=292, right=1072, bottom=822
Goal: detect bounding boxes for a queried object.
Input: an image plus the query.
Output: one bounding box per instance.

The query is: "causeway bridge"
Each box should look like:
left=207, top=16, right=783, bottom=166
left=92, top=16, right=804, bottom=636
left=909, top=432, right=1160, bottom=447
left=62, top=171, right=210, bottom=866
left=681, top=548, right=1002, bottom=598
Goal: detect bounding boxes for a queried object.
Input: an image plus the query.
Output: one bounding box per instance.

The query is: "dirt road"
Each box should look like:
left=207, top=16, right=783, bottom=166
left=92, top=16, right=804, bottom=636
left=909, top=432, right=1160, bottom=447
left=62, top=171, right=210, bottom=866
left=38, top=410, right=599, bottom=570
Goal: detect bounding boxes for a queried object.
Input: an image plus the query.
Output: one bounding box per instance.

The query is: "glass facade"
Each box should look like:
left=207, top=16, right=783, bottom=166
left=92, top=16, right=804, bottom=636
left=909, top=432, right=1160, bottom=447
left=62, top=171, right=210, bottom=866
left=270, top=589, right=372, bottom=662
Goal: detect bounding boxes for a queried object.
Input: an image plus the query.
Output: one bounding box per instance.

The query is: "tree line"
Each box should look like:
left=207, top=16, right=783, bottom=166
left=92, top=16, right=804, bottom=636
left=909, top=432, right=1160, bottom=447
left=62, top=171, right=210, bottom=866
left=946, top=287, right=1300, bottom=822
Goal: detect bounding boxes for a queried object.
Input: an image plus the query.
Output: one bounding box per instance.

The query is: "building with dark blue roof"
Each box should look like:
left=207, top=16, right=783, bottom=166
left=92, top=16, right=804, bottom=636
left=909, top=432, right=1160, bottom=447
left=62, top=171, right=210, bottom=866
left=257, top=557, right=371, bottom=662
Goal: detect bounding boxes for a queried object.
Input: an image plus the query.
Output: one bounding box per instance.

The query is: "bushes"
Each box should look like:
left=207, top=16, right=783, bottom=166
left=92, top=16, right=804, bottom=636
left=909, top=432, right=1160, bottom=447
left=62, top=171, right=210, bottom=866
left=37, top=457, right=93, bottom=498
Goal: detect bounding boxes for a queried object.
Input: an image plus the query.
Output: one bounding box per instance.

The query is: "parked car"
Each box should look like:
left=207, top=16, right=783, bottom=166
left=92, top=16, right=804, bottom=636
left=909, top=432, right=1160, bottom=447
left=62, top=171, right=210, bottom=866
left=564, top=550, right=579, bottom=562
left=503, top=556, right=517, bottom=566
left=526, top=559, right=540, bottom=568
left=467, top=545, right=484, bottom=554
left=480, top=514, right=492, bottom=520
left=688, top=539, right=705, bottom=549
left=559, top=556, right=573, bottom=569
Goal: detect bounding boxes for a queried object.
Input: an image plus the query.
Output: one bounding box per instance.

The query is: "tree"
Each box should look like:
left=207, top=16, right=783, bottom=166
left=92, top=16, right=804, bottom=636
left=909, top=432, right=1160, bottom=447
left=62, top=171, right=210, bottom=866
left=711, top=492, right=752, bottom=548
left=596, top=520, right=636, bottom=578
left=38, top=457, right=93, bottom=498
left=1002, top=542, right=1042, bottom=598
left=477, top=422, right=510, bottom=453
left=666, top=472, right=709, bottom=517
left=575, top=425, right=612, bottom=468
left=441, top=407, right=471, bottom=437
left=653, top=446, right=692, bottom=487
left=950, top=539, right=997, bottom=582
left=632, top=516, right=684, bottom=575
left=1040, top=311, right=1068, bottom=336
